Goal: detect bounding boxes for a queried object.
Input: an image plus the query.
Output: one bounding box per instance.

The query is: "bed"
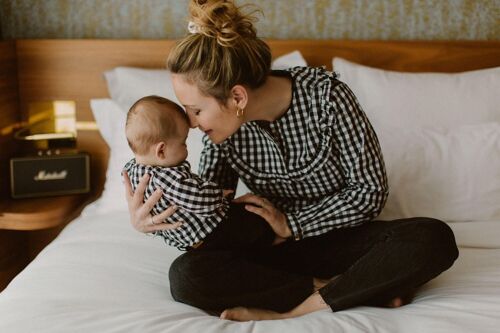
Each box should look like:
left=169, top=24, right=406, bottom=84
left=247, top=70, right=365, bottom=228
left=1, top=39, right=500, bottom=332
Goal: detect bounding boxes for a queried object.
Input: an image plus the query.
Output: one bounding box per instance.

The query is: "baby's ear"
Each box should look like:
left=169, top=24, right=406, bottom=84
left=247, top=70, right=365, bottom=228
left=155, top=141, right=168, bottom=159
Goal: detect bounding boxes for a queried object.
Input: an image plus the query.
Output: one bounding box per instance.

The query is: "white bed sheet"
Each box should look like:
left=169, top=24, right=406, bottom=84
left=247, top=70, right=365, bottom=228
left=1, top=202, right=500, bottom=333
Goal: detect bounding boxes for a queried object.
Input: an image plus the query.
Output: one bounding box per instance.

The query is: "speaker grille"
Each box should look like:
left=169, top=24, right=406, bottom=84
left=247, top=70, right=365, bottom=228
left=10, top=153, right=90, bottom=198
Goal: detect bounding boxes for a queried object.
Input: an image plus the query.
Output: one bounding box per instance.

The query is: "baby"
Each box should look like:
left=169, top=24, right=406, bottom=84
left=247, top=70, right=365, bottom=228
left=123, top=95, right=274, bottom=251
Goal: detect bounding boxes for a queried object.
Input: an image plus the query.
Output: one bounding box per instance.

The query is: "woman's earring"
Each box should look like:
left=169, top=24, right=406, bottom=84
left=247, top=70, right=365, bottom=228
left=236, top=107, right=244, bottom=118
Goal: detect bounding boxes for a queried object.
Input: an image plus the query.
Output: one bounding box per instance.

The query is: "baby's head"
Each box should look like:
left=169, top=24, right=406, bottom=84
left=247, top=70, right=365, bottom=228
left=125, top=95, right=189, bottom=167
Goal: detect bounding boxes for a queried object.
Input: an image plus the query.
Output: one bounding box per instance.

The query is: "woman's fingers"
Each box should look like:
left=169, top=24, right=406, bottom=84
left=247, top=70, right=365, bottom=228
left=133, top=173, right=150, bottom=208
left=123, top=172, right=181, bottom=234
left=142, top=188, right=164, bottom=213
left=233, top=193, right=291, bottom=240
left=146, top=220, right=184, bottom=233
left=135, top=189, right=164, bottom=230
left=240, top=195, right=292, bottom=240
left=222, top=189, right=234, bottom=198
left=244, top=204, right=271, bottom=220
left=145, top=209, right=183, bottom=233
left=233, top=193, right=264, bottom=207
left=122, top=172, right=134, bottom=201
left=155, top=205, right=178, bottom=222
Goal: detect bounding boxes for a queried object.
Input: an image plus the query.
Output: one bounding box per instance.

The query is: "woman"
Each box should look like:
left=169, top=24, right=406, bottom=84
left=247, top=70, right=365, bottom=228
left=123, top=0, right=459, bottom=321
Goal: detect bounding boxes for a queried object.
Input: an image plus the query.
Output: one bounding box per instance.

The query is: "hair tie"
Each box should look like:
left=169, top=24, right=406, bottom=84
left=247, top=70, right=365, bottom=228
left=188, top=21, right=200, bottom=34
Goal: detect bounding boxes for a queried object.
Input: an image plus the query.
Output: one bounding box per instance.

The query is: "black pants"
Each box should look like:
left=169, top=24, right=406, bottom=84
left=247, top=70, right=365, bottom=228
left=169, top=215, right=459, bottom=314
left=191, top=203, right=276, bottom=251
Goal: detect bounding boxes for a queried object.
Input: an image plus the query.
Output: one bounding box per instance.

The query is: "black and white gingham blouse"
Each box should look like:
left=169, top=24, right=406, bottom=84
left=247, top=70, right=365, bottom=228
left=198, top=66, right=389, bottom=240
left=123, top=159, right=229, bottom=250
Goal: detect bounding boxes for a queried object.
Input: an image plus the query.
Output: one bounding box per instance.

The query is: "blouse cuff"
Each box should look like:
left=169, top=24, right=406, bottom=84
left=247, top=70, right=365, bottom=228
left=285, top=213, right=304, bottom=241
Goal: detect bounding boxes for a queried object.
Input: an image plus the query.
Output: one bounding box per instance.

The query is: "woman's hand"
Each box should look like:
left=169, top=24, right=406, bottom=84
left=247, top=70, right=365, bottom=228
left=222, top=189, right=234, bottom=198
left=233, top=193, right=292, bottom=245
left=123, top=172, right=183, bottom=234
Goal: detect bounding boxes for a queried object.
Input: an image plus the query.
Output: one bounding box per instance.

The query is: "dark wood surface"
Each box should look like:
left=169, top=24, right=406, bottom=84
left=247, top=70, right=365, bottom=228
left=0, top=194, right=92, bottom=230
left=0, top=230, right=27, bottom=292
left=0, top=41, right=20, bottom=203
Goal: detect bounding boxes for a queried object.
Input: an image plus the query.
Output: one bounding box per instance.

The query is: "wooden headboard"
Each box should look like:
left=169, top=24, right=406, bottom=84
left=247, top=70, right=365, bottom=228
left=3, top=39, right=500, bottom=201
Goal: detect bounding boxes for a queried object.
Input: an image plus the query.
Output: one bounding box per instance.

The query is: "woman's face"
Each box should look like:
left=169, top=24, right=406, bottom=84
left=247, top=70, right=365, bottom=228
left=171, top=74, right=242, bottom=144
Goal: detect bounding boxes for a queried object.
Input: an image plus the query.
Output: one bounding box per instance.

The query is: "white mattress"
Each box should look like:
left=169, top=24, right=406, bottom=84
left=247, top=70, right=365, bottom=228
left=1, top=203, right=500, bottom=333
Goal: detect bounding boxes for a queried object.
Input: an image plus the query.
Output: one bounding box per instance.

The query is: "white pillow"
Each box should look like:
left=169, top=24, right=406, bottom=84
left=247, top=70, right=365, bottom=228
left=376, top=123, right=500, bottom=222
left=104, top=68, right=180, bottom=112
left=333, top=57, right=500, bottom=222
left=271, top=50, right=307, bottom=70
left=332, top=57, right=500, bottom=131
left=447, top=221, right=500, bottom=249
left=90, top=99, right=132, bottom=213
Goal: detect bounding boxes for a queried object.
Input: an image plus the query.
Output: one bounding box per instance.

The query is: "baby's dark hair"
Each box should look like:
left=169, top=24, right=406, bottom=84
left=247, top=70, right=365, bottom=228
left=125, top=95, right=188, bottom=155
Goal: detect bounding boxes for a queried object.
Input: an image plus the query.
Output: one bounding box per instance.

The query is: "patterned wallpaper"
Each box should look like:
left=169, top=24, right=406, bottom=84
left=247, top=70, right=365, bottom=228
left=1, top=0, right=499, bottom=40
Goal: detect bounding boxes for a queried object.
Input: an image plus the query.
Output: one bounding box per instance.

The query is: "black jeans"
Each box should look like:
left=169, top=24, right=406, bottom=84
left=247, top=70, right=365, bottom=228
left=169, top=216, right=459, bottom=314
left=191, top=202, right=276, bottom=251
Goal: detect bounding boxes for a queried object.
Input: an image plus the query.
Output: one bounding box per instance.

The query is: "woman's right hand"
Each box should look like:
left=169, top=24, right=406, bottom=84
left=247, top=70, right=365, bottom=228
left=123, top=172, right=183, bottom=234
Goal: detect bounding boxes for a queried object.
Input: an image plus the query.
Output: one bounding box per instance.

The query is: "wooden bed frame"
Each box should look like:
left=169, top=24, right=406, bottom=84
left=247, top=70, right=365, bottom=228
left=1, top=39, right=500, bottom=203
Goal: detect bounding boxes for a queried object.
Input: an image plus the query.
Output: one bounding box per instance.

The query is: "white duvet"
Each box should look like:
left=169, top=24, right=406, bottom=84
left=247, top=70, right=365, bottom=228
left=1, top=204, right=500, bottom=333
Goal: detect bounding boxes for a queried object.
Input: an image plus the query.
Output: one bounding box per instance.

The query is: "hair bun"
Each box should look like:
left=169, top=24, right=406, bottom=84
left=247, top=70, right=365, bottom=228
left=189, top=0, right=261, bottom=47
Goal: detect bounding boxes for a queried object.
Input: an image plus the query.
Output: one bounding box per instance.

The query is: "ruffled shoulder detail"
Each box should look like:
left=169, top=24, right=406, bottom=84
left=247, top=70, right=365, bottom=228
left=220, top=66, right=343, bottom=184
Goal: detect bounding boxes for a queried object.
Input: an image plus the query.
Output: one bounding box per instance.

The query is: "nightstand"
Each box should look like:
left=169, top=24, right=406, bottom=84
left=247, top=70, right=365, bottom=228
left=0, top=194, right=92, bottom=291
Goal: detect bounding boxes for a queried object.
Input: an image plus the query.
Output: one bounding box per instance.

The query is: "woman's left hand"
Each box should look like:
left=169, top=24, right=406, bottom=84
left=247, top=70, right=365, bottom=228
left=233, top=193, right=292, bottom=245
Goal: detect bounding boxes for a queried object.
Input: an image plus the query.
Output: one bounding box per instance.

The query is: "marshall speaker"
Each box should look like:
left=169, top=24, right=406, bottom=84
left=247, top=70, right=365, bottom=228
left=10, top=152, right=90, bottom=199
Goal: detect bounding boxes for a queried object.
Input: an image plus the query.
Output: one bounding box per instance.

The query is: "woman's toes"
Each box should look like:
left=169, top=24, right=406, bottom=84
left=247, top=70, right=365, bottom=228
left=386, top=288, right=417, bottom=308
left=220, top=307, right=246, bottom=321
left=220, top=306, right=284, bottom=321
left=220, top=309, right=228, bottom=320
left=220, top=308, right=239, bottom=320
left=388, top=297, right=403, bottom=308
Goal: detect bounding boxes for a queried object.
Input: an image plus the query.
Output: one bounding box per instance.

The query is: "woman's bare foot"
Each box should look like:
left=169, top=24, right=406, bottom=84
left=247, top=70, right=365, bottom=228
left=220, top=306, right=286, bottom=321
left=220, top=284, right=332, bottom=322
left=219, top=281, right=417, bottom=321
left=382, top=288, right=417, bottom=308
left=386, top=297, right=403, bottom=308
left=314, top=275, right=416, bottom=309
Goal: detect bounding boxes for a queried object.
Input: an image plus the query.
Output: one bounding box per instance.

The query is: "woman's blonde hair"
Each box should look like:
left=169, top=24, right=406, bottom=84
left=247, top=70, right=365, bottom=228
left=166, top=0, right=271, bottom=104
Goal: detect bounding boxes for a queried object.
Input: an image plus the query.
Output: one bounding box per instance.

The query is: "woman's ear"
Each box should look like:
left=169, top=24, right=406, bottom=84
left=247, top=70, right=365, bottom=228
left=155, top=141, right=168, bottom=160
left=230, top=85, right=248, bottom=110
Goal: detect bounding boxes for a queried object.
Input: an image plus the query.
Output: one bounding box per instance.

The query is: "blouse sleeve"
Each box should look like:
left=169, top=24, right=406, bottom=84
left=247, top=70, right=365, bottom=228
left=198, top=134, right=239, bottom=193
left=152, top=163, right=226, bottom=217
left=285, top=82, right=389, bottom=240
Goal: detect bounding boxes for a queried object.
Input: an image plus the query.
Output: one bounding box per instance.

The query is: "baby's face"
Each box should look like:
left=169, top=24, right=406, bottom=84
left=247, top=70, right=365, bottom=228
left=164, top=116, right=189, bottom=166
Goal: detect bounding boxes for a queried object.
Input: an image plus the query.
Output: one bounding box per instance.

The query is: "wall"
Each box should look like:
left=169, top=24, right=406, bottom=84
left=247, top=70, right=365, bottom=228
left=0, top=0, right=498, bottom=40
left=0, top=41, right=20, bottom=200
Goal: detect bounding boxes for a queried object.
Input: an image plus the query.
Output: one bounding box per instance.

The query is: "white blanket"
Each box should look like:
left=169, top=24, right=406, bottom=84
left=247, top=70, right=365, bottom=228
left=1, top=204, right=500, bottom=333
